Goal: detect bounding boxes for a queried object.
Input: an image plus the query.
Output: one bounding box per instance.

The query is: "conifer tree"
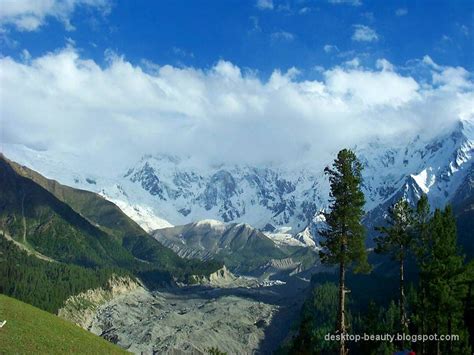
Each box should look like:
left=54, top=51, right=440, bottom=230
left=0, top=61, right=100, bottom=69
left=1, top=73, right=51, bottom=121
left=319, top=149, right=370, bottom=355
left=411, top=194, right=431, bottom=355
left=421, top=207, right=470, bottom=354
left=374, top=198, right=413, bottom=344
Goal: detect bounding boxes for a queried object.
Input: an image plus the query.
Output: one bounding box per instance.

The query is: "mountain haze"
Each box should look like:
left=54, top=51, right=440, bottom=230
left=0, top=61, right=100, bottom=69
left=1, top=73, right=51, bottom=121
left=3, top=116, right=472, bottom=251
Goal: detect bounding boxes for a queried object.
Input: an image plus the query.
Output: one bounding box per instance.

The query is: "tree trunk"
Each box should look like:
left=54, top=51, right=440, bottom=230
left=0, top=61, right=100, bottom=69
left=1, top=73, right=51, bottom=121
left=399, top=251, right=407, bottom=349
left=420, top=285, right=426, bottom=355
left=339, top=259, right=346, bottom=355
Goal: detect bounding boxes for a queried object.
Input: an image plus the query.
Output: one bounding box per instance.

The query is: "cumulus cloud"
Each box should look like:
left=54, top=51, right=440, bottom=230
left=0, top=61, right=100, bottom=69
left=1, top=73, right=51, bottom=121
left=0, top=48, right=472, bottom=172
left=344, top=57, right=360, bottom=68
left=352, top=25, right=379, bottom=42
left=376, top=58, right=394, bottom=71
left=0, top=0, right=110, bottom=31
left=323, top=44, right=339, bottom=53
left=256, top=0, right=273, bottom=10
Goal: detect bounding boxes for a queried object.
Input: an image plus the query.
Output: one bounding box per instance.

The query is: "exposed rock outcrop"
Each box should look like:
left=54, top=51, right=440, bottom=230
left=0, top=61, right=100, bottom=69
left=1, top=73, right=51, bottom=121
left=188, top=265, right=257, bottom=288
left=58, top=275, right=142, bottom=329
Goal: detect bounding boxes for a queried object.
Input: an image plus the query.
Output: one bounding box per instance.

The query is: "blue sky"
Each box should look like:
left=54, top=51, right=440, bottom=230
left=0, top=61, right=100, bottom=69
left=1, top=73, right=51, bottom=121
left=0, top=1, right=473, bottom=168
left=1, top=0, right=473, bottom=77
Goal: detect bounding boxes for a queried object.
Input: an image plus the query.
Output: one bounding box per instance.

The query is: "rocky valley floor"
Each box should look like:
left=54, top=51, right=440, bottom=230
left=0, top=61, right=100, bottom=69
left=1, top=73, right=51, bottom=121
left=87, top=276, right=310, bottom=354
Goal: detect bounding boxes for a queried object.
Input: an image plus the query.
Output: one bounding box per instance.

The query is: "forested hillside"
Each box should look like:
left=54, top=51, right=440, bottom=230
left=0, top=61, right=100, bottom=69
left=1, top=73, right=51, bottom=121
left=0, top=155, right=222, bottom=313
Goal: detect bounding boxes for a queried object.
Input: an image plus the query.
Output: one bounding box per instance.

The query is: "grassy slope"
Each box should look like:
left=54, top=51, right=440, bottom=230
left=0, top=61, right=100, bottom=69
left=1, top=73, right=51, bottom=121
left=0, top=236, right=123, bottom=313
left=0, top=155, right=222, bottom=279
left=0, top=156, right=136, bottom=268
left=7, top=157, right=182, bottom=266
left=0, top=294, right=127, bottom=354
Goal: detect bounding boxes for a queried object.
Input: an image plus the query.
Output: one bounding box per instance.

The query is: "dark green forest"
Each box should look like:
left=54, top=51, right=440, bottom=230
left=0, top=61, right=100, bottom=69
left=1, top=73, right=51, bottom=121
left=0, top=155, right=221, bottom=313
left=283, top=150, right=474, bottom=355
left=1, top=151, right=472, bottom=354
left=284, top=206, right=474, bottom=354
left=0, top=236, right=124, bottom=313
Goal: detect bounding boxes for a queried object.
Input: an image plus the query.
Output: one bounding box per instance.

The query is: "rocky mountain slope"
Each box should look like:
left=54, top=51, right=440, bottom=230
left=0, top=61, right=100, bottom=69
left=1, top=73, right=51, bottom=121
left=152, top=219, right=318, bottom=275
left=2, top=117, right=472, bottom=247
left=153, top=219, right=285, bottom=272
left=83, top=275, right=309, bottom=354
left=0, top=155, right=222, bottom=283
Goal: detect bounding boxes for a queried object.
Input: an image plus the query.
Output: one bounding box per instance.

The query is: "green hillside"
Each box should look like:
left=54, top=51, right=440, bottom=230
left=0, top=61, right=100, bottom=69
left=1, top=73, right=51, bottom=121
left=0, top=156, right=137, bottom=268
left=0, top=155, right=221, bottom=272
left=7, top=157, right=184, bottom=267
left=0, top=294, right=127, bottom=354
left=0, top=236, right=123, bottom=313
left=0, top=155, right=222, bottom=313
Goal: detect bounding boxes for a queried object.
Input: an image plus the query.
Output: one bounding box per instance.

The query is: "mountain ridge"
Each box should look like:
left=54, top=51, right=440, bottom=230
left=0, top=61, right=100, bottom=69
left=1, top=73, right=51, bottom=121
left=2, top=116, right=472, bottom=245
left=0, top=155, right=223, bottom=282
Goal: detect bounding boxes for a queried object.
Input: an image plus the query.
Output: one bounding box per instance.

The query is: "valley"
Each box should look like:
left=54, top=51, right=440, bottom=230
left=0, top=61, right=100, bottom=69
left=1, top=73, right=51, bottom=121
left=0, top=155, right=315, bottom=354
left=2, top=117, right=472, bottom=250
left=82, top=276, right=310, bottom=354
left=1, top=3, right=473, bottom=354
left=0, top=111, right=472, bottom=355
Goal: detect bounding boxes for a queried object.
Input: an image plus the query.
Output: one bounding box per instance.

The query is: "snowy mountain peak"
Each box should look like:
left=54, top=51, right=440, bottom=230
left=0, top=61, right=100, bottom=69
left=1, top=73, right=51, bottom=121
left=1, top=116, right=472, bottom=240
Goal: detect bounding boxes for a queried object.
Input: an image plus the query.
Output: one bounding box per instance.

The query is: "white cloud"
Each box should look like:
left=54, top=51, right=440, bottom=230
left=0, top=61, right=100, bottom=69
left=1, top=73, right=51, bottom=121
left=344, top=57, right=360, bottom=68
left=323, top=44, right=339, bottom=53
left=271, top=31, right=295, bottom=42
left=0, top=0, right=110, bottom=31
left=422, top=55, right=442, bottom=70
left=432, top=66, right=471, bottom=89
left=325, top=65, right=419, bottom=106
left=395, top=8, right=408, bottom=16
left=256, top=0, right=273, bottom=10
left=0, top=48, right=472, bottom=171
left=376, top=58, right=394, bottom=71
left=352, top=24, right=379, bottom=42
left=20, top=48, right=31, bottom=62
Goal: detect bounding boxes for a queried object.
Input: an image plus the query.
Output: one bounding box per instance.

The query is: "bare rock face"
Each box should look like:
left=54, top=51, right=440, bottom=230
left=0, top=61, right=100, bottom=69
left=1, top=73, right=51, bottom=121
left=87, top=286, right=278, bottom=354
left=58, top=275, right=142, bottom=329
left=189, top=265, right=235, bottom=285
left=59, top=269, right=309, bottom=354
left=188, top=265, right=259, bottom=288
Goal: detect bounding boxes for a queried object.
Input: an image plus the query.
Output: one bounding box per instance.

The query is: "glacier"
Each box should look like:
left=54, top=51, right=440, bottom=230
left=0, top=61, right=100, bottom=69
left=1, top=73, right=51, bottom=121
left=1, top=116, right=472, bottom=247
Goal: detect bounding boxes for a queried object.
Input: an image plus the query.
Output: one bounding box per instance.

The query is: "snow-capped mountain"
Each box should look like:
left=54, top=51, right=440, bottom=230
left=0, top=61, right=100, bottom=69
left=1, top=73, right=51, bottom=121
left=2, top=117, right=473, bottom=246
left=122, top=155, right=325, bottom=232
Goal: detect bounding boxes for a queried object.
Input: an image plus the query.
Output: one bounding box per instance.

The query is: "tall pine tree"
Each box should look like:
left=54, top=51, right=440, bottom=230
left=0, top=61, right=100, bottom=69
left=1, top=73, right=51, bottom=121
left=374, top=197, right=413, bottom=345
left=319, top=149, right=370, bottom=355
left=410, top=198, right=472, bottom=354
left=412, top=194, right=431, bottom=355
left=421, top=207, right=470, bottom=354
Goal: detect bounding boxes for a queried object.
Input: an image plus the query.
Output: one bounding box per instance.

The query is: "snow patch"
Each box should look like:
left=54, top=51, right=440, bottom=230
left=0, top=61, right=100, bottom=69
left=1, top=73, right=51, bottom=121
left=194, top=219, right=226, bottom=231
left=411, top=168, right=436, bottom=194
